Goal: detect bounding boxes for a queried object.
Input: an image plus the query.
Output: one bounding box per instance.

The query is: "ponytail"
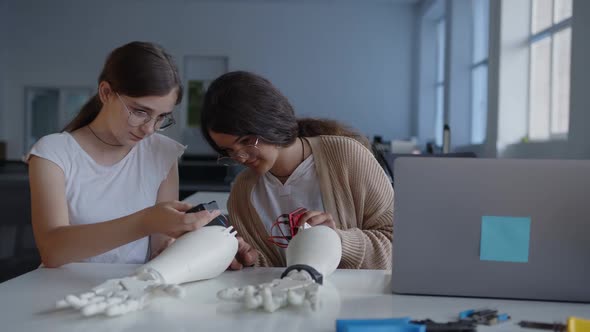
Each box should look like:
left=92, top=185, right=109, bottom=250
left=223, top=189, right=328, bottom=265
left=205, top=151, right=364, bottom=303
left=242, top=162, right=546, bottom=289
left=297, top=118, right=371, bottom=149
left=62, top=94, right=102, bottom=132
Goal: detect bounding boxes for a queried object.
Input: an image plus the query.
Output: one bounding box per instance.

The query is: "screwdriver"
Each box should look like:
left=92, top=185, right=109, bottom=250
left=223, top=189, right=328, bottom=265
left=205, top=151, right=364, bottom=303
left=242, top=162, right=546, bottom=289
left=518, top=317, right=590, bottom=332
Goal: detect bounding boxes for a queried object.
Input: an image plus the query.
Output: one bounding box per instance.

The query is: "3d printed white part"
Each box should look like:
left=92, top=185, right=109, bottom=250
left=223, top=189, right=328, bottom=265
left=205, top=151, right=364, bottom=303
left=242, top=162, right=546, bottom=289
left=217, top=225, right=342, bottom=312
left=286, top=225, right=341, bottom=277
left=56, top=226, right=238, bottom=317
left=140, top=225, right=239, bottom=284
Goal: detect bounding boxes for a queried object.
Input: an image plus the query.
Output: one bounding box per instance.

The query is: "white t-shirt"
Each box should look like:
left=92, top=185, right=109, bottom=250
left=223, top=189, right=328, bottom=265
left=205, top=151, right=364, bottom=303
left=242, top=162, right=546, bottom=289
left=28, top=132, right=185, bottom=264
left=251, top=155, right=324, bottom=257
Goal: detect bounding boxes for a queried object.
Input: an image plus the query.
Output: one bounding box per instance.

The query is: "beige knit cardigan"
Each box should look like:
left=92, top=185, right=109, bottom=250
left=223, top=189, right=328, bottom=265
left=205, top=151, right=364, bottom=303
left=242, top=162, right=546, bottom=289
left=226, top=135, right=394, bottom=269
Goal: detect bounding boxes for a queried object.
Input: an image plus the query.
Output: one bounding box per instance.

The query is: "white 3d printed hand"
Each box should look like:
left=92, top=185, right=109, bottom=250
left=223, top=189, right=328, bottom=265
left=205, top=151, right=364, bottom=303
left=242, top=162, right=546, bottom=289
left=218, top=269, right=321, bottom=312
left=56, top=269, right=183, bottom=316
left=57, top=225, right=238, bottom=317
left=217, top=225, right=342, bottom=313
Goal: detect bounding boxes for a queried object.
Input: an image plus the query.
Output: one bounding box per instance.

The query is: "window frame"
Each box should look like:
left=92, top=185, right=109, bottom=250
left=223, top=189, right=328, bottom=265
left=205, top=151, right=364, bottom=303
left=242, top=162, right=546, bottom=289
left=23, top=86, right=94, bottom=152
left=470, top=0, right=490, bottom=145
left=434, top=17, right=446, bottom=146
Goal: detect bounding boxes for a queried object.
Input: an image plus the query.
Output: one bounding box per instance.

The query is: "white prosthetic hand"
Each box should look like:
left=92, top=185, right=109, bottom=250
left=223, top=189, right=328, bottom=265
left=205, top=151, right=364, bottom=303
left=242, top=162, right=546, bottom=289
left=57, top=225, right=238, bottom=317
left=217, top=225, right=342, bottom=312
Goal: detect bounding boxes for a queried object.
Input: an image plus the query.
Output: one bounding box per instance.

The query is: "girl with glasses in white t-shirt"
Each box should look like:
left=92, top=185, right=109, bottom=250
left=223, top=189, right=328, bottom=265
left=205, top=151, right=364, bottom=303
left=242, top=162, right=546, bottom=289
left=27, top=42, right=220, bottom=267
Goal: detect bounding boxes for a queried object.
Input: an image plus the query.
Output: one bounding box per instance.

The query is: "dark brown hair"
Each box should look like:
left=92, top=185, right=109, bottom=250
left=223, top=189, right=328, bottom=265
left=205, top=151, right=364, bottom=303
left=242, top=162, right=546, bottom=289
left=63, top=41, right=183, bottom=132
left=201, top=71, right=369, bottom=154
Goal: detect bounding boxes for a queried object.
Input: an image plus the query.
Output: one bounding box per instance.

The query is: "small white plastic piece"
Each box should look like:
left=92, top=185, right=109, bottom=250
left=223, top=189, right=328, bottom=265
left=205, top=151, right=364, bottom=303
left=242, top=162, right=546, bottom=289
left=56, top=226, right=238, bottom=317
left=217, top=225, right=342, bottom=312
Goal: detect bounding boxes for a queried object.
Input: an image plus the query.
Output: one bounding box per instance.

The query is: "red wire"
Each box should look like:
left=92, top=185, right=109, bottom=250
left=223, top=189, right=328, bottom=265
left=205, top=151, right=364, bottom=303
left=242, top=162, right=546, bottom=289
left=268, top=214, right=291, bottom=248
left=266, top=207, right=309, bottom=249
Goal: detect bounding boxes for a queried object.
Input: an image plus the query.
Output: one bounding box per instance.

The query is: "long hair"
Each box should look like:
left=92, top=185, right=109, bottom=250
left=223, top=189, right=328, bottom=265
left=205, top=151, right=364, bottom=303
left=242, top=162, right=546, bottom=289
left=63, top=41, right=183, bottom=132
left=201, top=71, right=369, bottom=153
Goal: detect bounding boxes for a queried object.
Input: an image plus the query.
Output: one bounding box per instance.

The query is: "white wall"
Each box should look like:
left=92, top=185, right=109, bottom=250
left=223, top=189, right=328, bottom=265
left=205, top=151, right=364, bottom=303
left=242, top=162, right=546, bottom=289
left=0, top=0, right=416, bottom=159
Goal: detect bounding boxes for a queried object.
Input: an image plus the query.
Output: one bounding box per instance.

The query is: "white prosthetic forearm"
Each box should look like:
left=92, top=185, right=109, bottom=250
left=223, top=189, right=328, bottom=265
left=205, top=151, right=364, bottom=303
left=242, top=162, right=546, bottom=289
left=283, top=224, right=342, bottom=281
left=57, top=226, right=238, bottom=317
left=218, top=225, right=342, bottom=312
left=140, top=225, right=238, bottom=285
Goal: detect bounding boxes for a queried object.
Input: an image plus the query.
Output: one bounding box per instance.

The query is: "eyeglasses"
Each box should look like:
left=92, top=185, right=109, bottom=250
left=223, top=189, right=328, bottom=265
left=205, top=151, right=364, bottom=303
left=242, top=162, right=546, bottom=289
left=116, top=93, right=176, bottom=131
left=217, top=136, right=260, bottom=166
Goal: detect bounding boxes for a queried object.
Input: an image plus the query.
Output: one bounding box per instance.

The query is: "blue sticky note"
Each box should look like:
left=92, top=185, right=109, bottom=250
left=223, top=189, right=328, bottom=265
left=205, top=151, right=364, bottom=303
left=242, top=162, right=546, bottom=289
left=480, top=216, right=531, bottom=263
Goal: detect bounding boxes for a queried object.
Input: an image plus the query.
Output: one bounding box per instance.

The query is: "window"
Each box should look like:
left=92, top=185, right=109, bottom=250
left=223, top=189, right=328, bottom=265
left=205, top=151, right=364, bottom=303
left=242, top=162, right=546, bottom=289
left=183, top=56, right=227, bottom=129
left=434, top=18, right=446, bottom=146
left=528, top=0, right=572, bottom=140
left=471, top=0, right=489, bottom=144
left=25, top=87, right=93, bottom=151
left=187, top=80, right=210, bottom=127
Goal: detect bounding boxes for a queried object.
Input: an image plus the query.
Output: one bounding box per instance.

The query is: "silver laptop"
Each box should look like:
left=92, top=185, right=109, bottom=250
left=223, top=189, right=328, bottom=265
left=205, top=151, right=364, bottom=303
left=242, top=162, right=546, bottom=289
left=391, top=157, right=590, bottom=302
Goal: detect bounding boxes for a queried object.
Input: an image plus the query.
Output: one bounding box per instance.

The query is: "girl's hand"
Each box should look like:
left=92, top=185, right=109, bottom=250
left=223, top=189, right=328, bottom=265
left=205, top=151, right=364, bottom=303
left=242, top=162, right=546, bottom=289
left=142, top=201, right=221, bottom=238
left=297, top=210, right=336, bottom=230
left=228, top=236, right=258, bottom=270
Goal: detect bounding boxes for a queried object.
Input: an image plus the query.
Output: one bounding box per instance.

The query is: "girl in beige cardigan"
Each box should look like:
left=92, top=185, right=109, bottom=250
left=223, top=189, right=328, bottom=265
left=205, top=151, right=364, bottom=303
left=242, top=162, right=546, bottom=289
left=200, top=71, right=393, bottom=270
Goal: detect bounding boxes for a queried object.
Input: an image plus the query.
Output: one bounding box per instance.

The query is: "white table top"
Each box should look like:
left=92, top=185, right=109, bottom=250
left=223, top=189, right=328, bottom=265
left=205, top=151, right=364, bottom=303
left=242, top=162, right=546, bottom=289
left=182, top=191, right=230, bottom=215
left=1, top=263, right=588, bottom=331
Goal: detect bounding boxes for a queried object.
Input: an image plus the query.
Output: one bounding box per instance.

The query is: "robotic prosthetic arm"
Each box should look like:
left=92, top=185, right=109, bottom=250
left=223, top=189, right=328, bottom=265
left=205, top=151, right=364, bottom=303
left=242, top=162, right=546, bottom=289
left=56, top=225, right=238, bottom=317
left=217, top=225, right=342, bottom=312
